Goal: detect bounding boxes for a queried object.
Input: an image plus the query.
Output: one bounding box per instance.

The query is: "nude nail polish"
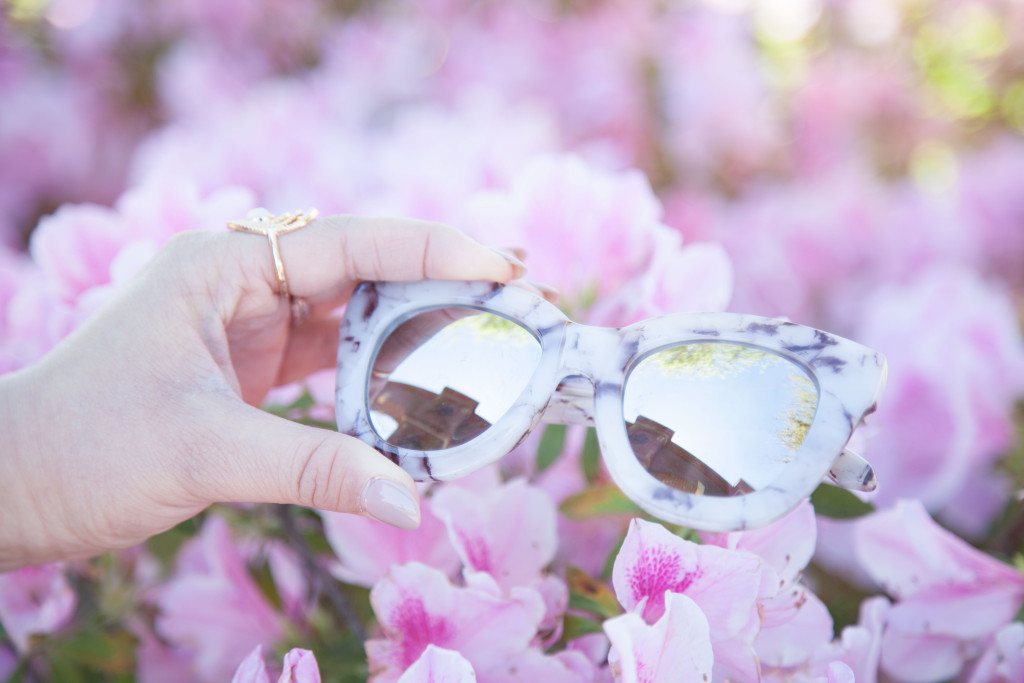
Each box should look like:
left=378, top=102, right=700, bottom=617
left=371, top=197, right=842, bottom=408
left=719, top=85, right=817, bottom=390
left=361, top=478, right=421, bottom=529
left=492, top=248, right=528, bottom=278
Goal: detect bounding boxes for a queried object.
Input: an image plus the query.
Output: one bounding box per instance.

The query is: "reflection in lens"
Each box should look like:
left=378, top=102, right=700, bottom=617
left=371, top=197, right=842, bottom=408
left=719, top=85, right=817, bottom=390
left=623, top=342, right=818, bottom=496
left=368, top=308, right=541, bottom=451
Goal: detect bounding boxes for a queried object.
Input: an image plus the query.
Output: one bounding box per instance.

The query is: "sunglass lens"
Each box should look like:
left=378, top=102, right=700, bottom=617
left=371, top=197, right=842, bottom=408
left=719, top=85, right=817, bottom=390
left=368, top=308, right=541, bottom=451
left=622, top=342, right=819, bottom=496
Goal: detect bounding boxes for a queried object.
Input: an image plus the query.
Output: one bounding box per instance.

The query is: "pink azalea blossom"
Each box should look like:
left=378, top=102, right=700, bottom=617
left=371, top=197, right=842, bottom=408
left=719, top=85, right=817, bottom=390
left=603, top=592, right=714, bottom=683
left=232, top=645, right=322, bottom=683
left=853, top=265, right=1024, bottom=533
left=156, top=516, right=284, bottom=682
left=397, top=645, right=477, bottom=683
left=611, top=518, right=772, bottom=680
left=232, top=646, right=271, bottom=683
left=957, top=135, right=1024, bottom=290
left=431, top=478, right=557, bottom=592
left=278, top=648, right=321, bottom=683
left=321, top=492, right=461, bottom=589
left=366, top=562, right=548, bottom=682
left=0, top=563, right=76, bottom=652
left=456, top=155, right=667, bottom=312
left=655, top=7, right=782, bottom=183
left=704, top=502, right=835, bottom=669
left=965, top=621, right=1024, bottom=683
left=854, top=500, right=1024, bottom=682
left=589, top=229, right=733, bottom=326
left=761, top=595, right=889, bottom=683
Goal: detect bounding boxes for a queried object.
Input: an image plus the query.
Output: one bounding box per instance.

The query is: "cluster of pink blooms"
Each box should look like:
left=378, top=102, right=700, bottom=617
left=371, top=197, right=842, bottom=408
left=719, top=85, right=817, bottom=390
left=3, top=0, right=1024, bottom=680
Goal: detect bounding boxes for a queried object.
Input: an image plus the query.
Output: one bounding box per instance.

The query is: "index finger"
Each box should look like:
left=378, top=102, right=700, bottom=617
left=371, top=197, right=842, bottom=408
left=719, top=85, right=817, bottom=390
left=246, top=215, right=528, bottom=309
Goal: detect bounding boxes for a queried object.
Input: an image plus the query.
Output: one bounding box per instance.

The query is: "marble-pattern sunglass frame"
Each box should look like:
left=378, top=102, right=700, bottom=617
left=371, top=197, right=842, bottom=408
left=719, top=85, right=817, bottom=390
left=335, top=280, right=887, bottom=531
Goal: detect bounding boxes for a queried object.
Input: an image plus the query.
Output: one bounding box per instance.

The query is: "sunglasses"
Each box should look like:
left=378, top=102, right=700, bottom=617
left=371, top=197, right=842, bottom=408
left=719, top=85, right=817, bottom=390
left=335, top=280, right=887, bottom=531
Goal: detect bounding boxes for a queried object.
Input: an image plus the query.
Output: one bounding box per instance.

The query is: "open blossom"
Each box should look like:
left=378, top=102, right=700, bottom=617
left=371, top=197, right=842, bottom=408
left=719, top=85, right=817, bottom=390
left=366, top=562, right=582, bottom=682
left=612, top=518, right=774, bottom=680
left=156, top=516, right=284, bottom=682
left=431, top=478, right=557, bottom=592
left=0, top=563, right=76, bottom=652
left=603, top=592, right=714, bottom=683
left=397, top=645, right=477, bottom=683
left=703, top=501, right=834, bottom=669
left=965, top=621, right=1024, bottom=683
left=320, top=491, right=461, bottom=588
left=854, top=500, right=1024, bottom=682
left=853, top=265, right=1024, bottom=534
left=431, top=478, right=567, bottom=637
left=456, top=155, right=667, bottom=310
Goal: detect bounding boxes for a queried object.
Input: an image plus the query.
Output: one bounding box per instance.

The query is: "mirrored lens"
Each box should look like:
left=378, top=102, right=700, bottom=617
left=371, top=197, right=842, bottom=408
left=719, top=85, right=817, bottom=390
left=368, top=307, right=541, bottom=451
left=623, top=342, right=818, bottom=496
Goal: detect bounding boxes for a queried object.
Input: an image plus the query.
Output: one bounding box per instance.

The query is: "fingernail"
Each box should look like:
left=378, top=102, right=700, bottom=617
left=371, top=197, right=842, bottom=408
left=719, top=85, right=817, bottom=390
left=361, top=478, right=420, bottom=529
left=501, top=246, right=528, bottom=261
left=529, top=280, right=560, bottom=302
left=492, top=248, right=528, bottom=278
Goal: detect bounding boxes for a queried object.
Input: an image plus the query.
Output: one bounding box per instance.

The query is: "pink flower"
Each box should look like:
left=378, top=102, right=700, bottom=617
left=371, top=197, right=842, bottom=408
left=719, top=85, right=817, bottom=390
left=854, top=500, right=1024, bottom=682
left=589, top=229, right=733, bottom=326
left=132, top=617, right=195, bottom=683
left=156, top=516, right=284, bottom=682
left=232, top=645, right=322, bottom=683
left=232, top=646, right=271, bottom=683
left=29, top=203, right=129, bottom=301
left=854, top=265, right=1024, bottom=533
left=278, top=648, right=321, bottom=683
left=611, top=519, right=771, bottom=680
left=431, top=478, right=558, bottom=592
left=366, top=562, right=548, bottom=682
left=761, top=595, right=888, bottom=683
left=603, top=592, right=714, bottom=683
left=456, top=155, right=667, bottom=312
left=957, top=135, right=1024, bottom=290
left=654, top=7, right=782, bottom=182
left=965, top=621, right=1024, bottom=683
left=321, top=492, right=461, bottom=589
left=396, top=645, right=477, bottom=683
left=0, top=563, right=76, bottom=652
left=704, top=502, right=834, bottom=669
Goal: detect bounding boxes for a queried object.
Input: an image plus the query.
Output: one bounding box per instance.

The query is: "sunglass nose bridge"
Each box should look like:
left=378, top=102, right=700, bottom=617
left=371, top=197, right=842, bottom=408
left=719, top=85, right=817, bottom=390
left=540, top=376, right=596, bottom=427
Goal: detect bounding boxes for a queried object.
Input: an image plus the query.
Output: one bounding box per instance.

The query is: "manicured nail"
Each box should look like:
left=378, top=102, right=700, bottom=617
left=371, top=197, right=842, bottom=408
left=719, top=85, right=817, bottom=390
left=529, top=280, right=560, bottom=302
left=362, top=478, right=420, bottom=529
left=492, top=248, right=528, bottom=278
left=501, top=246, right=528, bottom=261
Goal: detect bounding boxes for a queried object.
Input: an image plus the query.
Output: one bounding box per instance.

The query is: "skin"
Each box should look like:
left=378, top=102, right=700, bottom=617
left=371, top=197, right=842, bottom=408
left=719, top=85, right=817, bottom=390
left=0, top=215, right=526, bottom=571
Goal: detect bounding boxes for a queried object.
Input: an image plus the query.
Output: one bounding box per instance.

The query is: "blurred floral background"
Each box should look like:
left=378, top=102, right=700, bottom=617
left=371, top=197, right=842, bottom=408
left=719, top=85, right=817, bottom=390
left=2, top=0, right=1024, bottom=680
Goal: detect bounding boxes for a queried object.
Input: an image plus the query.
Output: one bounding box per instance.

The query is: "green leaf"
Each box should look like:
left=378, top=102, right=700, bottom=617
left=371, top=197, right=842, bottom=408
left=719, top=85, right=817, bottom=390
left=582, top=428, right=601, bottom=484
left=536, top=424, right=567, bottom=473
left=560, top=614, right=605, bottom=642
left=811, top=483, right=875, bottom=520
left=61, top=629, right=137, bottom=675
left=566, top=566, right=622, bottom=619
left=265, top=390, right=317, bottom=416
left=252, top=558, right=284, bottom=611
left=560, top=483, right=646, bottom=521
left=600, top=530, right=628, bottom=582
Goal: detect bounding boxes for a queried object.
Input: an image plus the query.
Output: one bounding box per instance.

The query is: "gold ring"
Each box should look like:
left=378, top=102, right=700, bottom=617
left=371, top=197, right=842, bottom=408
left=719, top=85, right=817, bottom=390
left=228, top=209, right=318, bottom=325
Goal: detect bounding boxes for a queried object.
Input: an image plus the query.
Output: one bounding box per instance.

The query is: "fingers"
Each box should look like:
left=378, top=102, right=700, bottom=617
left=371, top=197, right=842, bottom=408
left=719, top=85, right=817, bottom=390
left=184, top=401, right=421, bottom=529
left=276, top=317, right=341, bottom=386
left=243, top=215, right=528, bottom=309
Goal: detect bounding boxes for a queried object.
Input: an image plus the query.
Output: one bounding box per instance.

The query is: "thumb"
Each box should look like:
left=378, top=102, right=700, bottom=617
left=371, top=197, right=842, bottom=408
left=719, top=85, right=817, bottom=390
left=184, top=401, right=421, bottom=530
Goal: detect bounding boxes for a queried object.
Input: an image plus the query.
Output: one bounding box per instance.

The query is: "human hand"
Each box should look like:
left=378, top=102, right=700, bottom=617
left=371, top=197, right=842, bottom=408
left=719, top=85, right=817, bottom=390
left=0, top=215, right=526, bottom=570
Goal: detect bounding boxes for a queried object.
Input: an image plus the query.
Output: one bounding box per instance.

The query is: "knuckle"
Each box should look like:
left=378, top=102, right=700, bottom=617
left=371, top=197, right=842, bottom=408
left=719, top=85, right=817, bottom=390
left=294, top=438, right=351, bottom=511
